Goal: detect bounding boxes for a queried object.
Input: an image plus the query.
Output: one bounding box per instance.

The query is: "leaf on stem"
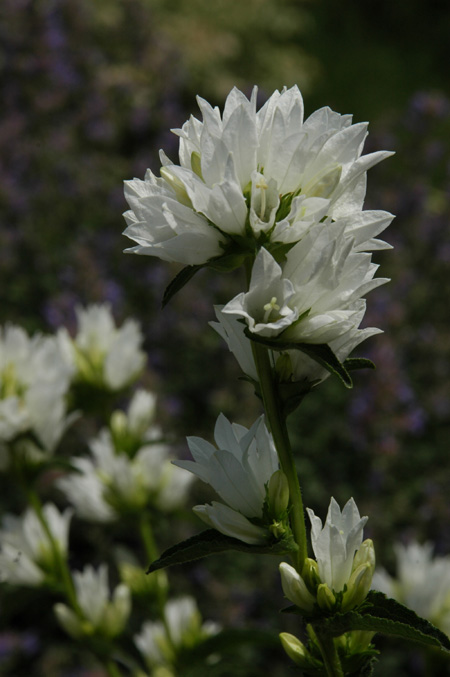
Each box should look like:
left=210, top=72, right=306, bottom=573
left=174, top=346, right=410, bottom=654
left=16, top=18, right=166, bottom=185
left=147, top=529, right=297, bottom=573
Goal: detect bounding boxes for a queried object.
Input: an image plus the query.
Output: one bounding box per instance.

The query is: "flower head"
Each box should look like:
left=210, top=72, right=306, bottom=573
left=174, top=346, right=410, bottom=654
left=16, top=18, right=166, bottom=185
left=54, top=564, right=131, bottom=639
left=58, top=303, right=146, bottom=391
left=123, top=86, right=393, bottom=266
left=0, top=503, right=72, bottom=586
left=372, top=541, right=450, bottom=636
left=280, top=497, right=375, bottom=615
left=175, top=413, right=281, bottom=544
left=135, top=597, right=219, bottom=671
left=0, top=325, right=73, bottom=464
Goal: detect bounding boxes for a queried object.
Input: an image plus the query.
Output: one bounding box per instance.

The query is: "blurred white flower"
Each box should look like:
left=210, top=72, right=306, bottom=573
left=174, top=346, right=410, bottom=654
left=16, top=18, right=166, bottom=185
left=280, top=498, right=375, bottom=613
left=58, top=428, right=193, bottom=521
left=54, top=564, right=131, bottom=639
left=123, top=86, right=393, bottom=266
left=0, top=503, right=72, bottom=586
left=135, top=596, right=219, bottom=670
left=58, top=304, right=146, bottom=391
left=175, top=414, right=279, bottom=544
left=372, top=541, right=450, bottom=636
left=0, top=325, right=73, bottom=460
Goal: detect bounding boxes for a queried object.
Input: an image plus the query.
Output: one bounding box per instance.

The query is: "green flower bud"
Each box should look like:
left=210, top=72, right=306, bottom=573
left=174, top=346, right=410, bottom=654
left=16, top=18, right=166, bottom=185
left=160, top=168, right=191, bottom=207
left=279, top=632, right=310, bottom=667
left=268, top=470, right=290, bottom=517
left=342, top=563, right=373, bottom=612
left=301, top=557, right=321, bottom=593
left=352, top=538, right=375, bottom=572
left=317, top=583, right=336, bottom=611
left=190, top=152, right=203, bottom=180
left=275, top=353, right=293, bottom=382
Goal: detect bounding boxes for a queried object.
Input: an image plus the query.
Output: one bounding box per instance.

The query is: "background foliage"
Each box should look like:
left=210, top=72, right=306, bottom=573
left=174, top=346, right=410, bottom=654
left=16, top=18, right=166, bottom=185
left=1, top=0, right=450, bottom=674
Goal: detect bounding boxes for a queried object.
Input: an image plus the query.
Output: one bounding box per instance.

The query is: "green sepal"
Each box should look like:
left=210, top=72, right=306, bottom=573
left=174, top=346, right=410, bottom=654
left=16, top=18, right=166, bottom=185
left=244, top=329, right=353, bottom=388
left=162, top=264, right=204, bottom=307
left=344, top=357, right=376, bottom=372
left=278, top=378, right=317, bottom=417
left=147, top=529, right=298, bottom=573
left=314, top=592, right=450, bottom=652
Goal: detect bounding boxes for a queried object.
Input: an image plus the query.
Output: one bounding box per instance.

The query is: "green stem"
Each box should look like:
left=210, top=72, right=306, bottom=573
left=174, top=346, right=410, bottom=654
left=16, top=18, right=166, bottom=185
left=311, top=626, right=345, bottom=677
left=251, top=341, right=307, bottom=570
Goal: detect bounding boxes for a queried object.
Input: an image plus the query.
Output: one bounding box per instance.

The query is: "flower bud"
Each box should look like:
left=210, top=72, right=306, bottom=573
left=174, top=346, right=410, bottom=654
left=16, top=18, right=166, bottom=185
left=279, top=632, right=310, bottom=667
left=301, top=557, right=321, bottom=593
left=190, top=152, right=203, bottom=179
left=317, top=583, right=336, bottom=611
left=279, top=562, right=316, bottom=613
left=342, top=563, right=373, bottom=611
left=275, top=353, right=293, bottom=382
left=268, top=470, right=290, bottom=517
left=352, top=538, right=375, bottom=572
left=160, top=168, right=191, bottom=207
left=303, top=164, right=342, bottom=199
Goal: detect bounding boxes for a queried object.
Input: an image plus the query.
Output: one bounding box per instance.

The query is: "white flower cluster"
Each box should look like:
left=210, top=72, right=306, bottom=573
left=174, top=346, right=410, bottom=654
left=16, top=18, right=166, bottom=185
left=124, top=86, right=393, bottom=384
left=280, top=498, right=375, bottom=614
left=135, top=596, right=219, bottom=673
left=0, top=325, right=73, bottom=465
left=372, top=541, right=450, bottom=637
left=58, top=389, right=193, bottom=521
left=58, top=303, right=146, bottom=391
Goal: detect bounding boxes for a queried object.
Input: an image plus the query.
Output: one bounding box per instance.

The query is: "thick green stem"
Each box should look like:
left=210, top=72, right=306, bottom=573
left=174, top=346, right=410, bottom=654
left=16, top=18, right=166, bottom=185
left=312, top=627, right=345, bottom=677
left=251, top=341, right=307, bottom=570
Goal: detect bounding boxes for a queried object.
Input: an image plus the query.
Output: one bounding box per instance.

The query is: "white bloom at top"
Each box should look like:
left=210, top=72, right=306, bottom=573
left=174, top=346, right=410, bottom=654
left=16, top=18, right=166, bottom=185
left=58, top=428, right=193, bottom=521
left=135, top=596, right=219, bottom=670
left=174, top=414, right=279, bottom=545
left=54, top=564, right=131, bottom=639
left=123, top=86, right=393, bottom=266
left=0, top=503, right=72, bottom=587
left=280, top=498, right=375, bottom=615
left=58, top=304, right=146, bottom=391
left=0, top=325, right=73, bottom=459
left=372, top=541, right=450, bottom=636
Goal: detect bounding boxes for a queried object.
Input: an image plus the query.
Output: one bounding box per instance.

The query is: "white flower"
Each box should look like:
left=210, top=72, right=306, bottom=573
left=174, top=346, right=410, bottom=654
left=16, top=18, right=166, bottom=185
left=54, top=564, right=131, bottom=639
left=58, top=428, right=193, bottom=521
left=280, top=498, right=375, bottom=614
left=372, top=541, right=450, bottom=636
left=209, top=306, right=258, bottom=381
left=58, top=304, right=146, bottom=391
left=0, top=504, right=72, bottom=586
left=174, top=414, right=279, bottom=544
left=308, top=497, right=368, bottom=593
left=123, top=86, right=393, bottom=266
left=224, top=218, right=387, bottom=347
left=0, top=325, right=73, bottom=458
left=135, top=596, right=219, bottom=669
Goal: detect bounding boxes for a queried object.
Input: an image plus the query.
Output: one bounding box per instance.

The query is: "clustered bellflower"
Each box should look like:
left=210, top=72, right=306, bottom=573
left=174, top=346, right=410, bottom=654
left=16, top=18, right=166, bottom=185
left=123, top=86, right=393, bottom=386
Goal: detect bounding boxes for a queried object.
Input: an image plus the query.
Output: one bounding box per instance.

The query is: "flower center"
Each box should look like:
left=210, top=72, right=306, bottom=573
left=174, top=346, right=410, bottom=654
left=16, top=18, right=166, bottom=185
left=255, top=176, right=269, bottom=219
left=263, top=297, right=280, bottom=323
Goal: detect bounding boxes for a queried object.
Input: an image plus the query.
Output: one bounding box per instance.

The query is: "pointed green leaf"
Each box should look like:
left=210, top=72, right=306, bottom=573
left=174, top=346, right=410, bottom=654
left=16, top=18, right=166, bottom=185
left=315, top=592, right=450, bottom=652
left=162, top=264, right=204, bottom=307
left=243, top=329, right=353, bottom=388
left=147, top=529, right=296, bottom=573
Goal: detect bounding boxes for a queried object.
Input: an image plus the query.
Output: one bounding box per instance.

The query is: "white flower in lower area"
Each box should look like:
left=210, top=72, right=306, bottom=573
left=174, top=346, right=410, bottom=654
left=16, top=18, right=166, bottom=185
left=372, top=541, right=450, bottom=636
left=280, top=498, right=375, bottom=614
left=54, top=564, right=131, bottom=639
left=58, top=429, right=193, bottom=521
left=58, top=303, right=146, bottom=391
left=174, top=414, right=279, bottom=544
left=135, top=596, right=219, bottom=670
left=0, top=504, right=72, bottom=586
left=209, top=306, right=258, bottom=381
left=0, top=325, right=73, bottom=461
left=123, top=86, right=393, bottom=267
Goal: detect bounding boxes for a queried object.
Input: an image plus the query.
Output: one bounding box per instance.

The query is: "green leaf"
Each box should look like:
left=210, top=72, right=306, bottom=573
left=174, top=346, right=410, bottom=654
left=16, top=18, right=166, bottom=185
left=315, top=592, right=450, bottom=653
left=344, top=357, right=376, bottom=372
left=162, top=264, right=204, bottom=307
left=147, top=529, right=297, bottom=573
left=244, top=329, right=353, bottom=388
